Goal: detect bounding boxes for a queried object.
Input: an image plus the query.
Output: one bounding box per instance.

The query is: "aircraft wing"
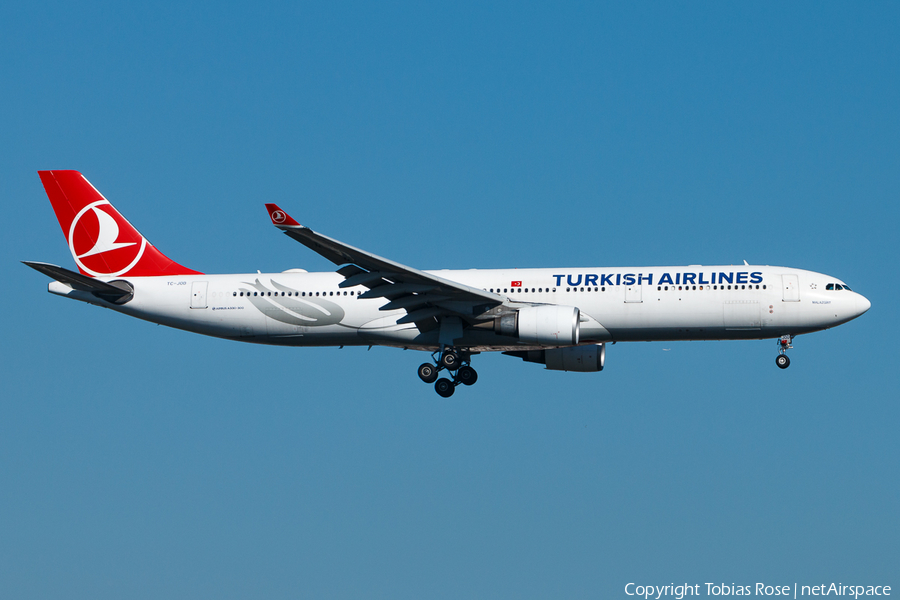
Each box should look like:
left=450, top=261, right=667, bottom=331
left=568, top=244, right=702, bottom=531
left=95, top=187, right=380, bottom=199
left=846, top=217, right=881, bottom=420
left=264, top=204, right=503, bottom=329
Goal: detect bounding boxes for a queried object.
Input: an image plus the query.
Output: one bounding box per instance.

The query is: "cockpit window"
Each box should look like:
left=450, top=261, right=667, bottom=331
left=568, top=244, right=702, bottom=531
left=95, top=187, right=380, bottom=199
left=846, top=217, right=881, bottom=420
left=841, top=284, right=852, bottom=291
left=826, top=283, right=834, bottom=290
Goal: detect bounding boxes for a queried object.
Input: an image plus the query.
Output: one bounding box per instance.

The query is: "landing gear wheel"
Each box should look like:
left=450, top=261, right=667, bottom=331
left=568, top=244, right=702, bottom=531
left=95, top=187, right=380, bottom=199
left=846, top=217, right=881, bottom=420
left=440, top=351, right=460, bottom=371
left=776, top=354, right=790, bottom=369
left=418, top=363, right=439, bottom=383
left=435, top=378, right=455, bottom=398
left=457, top=365, right=478, bottom=386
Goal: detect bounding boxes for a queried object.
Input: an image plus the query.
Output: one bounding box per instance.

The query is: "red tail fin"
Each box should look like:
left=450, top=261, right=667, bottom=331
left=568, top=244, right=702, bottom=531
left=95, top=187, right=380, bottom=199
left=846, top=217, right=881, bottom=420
left=38, top=170, right=201, bottom=277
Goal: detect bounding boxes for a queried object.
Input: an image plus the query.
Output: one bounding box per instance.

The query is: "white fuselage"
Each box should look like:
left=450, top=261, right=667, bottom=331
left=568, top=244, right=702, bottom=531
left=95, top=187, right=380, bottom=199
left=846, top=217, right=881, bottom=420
left=49, top=265, right=870, bottom=352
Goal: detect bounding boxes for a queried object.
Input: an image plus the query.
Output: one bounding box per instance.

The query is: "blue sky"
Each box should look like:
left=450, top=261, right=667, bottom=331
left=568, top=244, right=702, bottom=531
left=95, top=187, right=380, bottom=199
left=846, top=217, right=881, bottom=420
left=2, top=2, right=898, bottom=598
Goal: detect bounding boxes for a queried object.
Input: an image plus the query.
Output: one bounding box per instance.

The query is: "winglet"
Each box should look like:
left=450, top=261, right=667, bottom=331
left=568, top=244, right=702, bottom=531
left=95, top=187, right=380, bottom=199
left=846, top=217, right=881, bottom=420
left=265, top=203, right=301, bottom=227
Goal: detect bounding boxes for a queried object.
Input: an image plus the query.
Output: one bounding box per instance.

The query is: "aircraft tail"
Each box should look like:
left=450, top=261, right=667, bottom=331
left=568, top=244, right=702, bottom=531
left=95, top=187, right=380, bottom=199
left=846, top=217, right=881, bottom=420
left=38, top=170, right=201, bottom=277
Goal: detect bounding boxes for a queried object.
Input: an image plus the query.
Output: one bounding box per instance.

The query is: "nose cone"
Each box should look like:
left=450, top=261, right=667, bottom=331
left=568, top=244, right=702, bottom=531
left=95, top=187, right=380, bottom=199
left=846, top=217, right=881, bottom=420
left=856, top=293, right=871, bottom=317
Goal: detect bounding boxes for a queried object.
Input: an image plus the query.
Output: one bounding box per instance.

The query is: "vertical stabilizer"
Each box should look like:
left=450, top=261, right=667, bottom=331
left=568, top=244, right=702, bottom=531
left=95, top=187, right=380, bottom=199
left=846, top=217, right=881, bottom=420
left=38, top=170, right=201, bottom=277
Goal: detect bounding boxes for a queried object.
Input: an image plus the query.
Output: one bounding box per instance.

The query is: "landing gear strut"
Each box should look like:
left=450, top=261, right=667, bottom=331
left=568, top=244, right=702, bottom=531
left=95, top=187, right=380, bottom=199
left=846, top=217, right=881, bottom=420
left=776, top=335, right=793, bottom=369
left=417, top=348, right=478, bottom=397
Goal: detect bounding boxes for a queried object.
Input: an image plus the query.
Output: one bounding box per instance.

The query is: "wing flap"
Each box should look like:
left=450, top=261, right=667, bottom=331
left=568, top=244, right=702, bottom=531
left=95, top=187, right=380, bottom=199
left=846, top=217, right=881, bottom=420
left=380, top=294, right=450, bottom=311
left=396, top=307, right=447, bottom=325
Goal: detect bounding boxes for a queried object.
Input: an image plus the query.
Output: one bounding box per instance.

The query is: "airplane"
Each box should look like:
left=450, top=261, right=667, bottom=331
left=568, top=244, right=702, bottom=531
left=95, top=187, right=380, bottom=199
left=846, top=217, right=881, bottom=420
left=25, top=170, right=871, bottom=397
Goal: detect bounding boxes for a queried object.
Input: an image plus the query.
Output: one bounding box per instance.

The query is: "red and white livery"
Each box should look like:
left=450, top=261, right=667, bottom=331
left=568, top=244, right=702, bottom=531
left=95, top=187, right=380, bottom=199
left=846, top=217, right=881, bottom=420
left=26, top=171, right=871, bottom=397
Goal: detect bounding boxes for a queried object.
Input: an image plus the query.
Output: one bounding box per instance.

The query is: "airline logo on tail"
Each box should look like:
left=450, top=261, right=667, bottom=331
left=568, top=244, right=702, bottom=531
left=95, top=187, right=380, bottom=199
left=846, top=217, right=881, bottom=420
left=39, top=170, right=202, bottom=278
left=69, top=200, right=148, bottom=277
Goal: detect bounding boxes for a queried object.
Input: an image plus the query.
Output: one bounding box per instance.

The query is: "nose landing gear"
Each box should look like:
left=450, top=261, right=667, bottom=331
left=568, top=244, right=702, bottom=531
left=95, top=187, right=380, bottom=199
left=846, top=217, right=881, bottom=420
left=776, top=335, right=793, bottom=369
left=417, top=348, right=478, bottom=397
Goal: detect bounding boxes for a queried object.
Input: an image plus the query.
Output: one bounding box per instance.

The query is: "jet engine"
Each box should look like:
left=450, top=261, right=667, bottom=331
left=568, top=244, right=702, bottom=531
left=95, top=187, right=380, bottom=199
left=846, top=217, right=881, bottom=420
left=493, top=305, right=580, bottom=346
left=504, top=343, right=606, bottom=372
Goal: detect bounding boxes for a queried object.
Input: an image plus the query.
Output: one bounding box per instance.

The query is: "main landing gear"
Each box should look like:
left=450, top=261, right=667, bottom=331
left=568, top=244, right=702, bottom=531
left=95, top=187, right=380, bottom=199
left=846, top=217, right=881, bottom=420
left=417, top=348, right=478, bottom=397
left=776, top=335, right=793, bottom=369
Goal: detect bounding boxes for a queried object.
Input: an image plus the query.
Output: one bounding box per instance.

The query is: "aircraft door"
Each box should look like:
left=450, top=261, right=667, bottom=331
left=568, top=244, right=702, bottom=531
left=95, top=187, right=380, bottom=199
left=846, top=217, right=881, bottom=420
left=190, top=281, right=208, bottom=309
left=781, top=275, right=800, bottom=302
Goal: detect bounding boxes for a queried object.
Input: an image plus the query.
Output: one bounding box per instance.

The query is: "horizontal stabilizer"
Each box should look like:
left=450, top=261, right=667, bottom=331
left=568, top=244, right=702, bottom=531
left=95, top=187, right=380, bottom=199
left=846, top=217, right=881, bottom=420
left=22, top=261, right=133, bottom=304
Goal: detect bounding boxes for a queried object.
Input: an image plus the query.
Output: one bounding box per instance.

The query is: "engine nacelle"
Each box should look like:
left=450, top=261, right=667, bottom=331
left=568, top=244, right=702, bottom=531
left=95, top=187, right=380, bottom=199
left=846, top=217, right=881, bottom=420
left=495, top=305, right=580, bottom=346
left=505, top=343, right=606, bottom=372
